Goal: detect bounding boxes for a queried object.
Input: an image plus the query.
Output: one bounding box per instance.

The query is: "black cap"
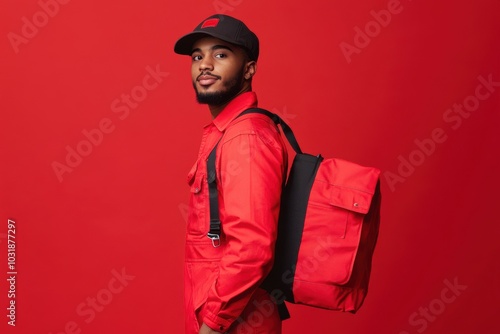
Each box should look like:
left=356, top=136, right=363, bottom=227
left=174, top=14, right=259, bottom=61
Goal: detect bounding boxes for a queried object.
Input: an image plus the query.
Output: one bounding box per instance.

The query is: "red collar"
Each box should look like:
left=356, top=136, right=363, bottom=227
left=210, top=92, right=258, bottom=131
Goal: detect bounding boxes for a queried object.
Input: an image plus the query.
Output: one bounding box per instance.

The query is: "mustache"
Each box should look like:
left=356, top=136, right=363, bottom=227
left=196, top=72, right=221, bottom=81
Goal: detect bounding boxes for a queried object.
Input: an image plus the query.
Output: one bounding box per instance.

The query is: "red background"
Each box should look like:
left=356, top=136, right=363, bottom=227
left=2, top=0, right=499, bottom=333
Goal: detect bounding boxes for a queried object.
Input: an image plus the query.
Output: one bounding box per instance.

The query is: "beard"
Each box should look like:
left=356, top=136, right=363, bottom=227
left=193, top=68, right=245, bottom=106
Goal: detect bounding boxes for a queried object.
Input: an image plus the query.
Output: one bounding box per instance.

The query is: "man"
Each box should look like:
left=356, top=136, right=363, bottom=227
left=174, top=14, right=287, bottom=334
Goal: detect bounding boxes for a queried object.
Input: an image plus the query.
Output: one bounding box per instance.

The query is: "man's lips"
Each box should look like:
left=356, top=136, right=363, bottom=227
left=197, top=74, right=220, bottom=86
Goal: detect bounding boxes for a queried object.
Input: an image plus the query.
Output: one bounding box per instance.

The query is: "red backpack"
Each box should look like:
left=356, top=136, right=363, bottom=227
left=207, top=108, right=381, bottom=319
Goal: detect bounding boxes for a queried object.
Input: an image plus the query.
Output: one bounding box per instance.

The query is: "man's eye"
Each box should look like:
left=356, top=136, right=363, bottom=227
left=215, top=53, right=226, bottom=59
left=192, top=55, right=202, bottom=61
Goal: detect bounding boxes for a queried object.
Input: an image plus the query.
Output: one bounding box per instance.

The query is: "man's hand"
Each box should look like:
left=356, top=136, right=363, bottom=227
left=199, top=323, right=223, bottom=334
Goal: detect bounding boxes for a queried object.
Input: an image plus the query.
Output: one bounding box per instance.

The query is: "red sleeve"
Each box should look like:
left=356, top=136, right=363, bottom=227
left=202, top=125, right=286, bottom=332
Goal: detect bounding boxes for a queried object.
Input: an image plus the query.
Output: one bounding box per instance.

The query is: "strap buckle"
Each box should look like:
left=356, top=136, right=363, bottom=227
left=207, top=233, right=221, bottom=248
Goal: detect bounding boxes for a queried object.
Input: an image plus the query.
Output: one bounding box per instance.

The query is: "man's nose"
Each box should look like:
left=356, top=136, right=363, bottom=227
left=199, top=56, right=214, bottom=71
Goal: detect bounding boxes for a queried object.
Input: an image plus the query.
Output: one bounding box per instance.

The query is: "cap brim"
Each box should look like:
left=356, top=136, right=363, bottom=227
left=174, top=31, right=243, bottom=56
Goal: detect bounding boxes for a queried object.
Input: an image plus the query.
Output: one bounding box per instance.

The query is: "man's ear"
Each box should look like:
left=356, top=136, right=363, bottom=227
left=244, top=61, right=257, bottom=80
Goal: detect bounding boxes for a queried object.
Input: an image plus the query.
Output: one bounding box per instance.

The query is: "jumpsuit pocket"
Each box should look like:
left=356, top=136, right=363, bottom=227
left=187, top=161, right=208, bottom=235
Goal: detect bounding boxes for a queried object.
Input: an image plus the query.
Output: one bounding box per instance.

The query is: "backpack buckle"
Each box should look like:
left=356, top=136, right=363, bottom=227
left=207, top=233, right=221, bottom=247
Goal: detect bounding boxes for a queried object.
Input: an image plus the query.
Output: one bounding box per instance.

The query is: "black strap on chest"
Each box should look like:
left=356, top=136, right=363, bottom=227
left=207, top=141, right=222, bottom=247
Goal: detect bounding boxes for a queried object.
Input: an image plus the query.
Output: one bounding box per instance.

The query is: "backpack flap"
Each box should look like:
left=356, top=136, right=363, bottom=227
left=329, top=185, right=373, bottom=215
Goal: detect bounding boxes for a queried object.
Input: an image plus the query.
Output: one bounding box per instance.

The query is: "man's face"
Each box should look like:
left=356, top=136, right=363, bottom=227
left=190, top=36, right=252, bottom=106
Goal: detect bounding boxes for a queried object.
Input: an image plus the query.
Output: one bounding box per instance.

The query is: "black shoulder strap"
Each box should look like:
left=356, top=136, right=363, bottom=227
left=207, top=139, right=221, bottom=247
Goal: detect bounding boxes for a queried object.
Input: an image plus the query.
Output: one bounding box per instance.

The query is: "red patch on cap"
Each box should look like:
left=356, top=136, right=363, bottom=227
left=201, top=18, right=219, bottom=29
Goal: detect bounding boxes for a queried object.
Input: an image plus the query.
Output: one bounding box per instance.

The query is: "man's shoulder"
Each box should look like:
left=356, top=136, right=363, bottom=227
left=217, top=110, right=288, bottom=165
left=222, top=111, right=280, bottom=143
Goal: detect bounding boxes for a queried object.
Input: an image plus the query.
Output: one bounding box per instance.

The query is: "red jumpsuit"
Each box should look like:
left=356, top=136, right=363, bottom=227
left=185, top=92, right=287, bottom=333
